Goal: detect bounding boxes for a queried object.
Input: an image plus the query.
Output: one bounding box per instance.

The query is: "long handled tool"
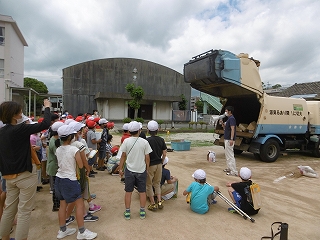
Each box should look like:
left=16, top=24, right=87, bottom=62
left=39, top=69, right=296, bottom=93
left=216, top=191, right=255, bottom=223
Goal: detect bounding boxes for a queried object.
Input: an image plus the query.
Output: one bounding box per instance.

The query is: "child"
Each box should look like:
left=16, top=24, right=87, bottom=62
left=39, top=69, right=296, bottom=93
left=160, top=157, right=178, bottom=200
left=118, top=121, right=153, bottom=220
left=226, top=167, right=260, bottom=215
left=54, top=125, right=97, bottom=239
left=183, top=169, right=219, bottom=214
left=106, top=145, right=120, bottom=174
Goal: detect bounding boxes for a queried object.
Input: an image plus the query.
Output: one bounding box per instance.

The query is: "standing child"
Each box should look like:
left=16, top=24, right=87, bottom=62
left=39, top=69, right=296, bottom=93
left=55, top=125, right=97, bottom=239
left=118, top=121, right=152, bottom=220
left=183, top=169, right=219, bottom=214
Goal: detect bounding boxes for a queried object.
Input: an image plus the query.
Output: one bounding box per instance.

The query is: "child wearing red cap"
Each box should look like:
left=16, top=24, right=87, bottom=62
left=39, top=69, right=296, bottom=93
left=106, top=145, right=121, bottom=175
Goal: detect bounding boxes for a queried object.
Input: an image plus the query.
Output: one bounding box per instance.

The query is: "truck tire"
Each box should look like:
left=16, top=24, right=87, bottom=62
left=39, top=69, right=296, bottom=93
left=260, top=139, right=280, bottom=162
left=234, top=149, right=243, bottom=155
left=253, top=153, right=261, bottom=160
left=312, top=141, right=320, bottom=158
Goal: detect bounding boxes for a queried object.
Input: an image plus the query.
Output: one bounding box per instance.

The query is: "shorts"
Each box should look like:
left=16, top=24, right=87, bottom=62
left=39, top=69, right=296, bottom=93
left=232, top=191, right=242, bottom=208
left=88, top=155, right=96, bottom=166
left=54, top=177, right=82, bottom=203
left=124, top=168, right=147, bottom=193
left=98, top=149, right=106, bottom=160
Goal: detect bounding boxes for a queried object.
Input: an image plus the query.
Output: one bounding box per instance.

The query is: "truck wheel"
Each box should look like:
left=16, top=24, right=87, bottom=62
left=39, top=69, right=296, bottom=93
left=312, top=141, right=320, bottom=158
left=234, top=149, right=243, bottom=155
left=253, top=153, right=261, bottom=160
left=260, top=139, right=280, bottom=162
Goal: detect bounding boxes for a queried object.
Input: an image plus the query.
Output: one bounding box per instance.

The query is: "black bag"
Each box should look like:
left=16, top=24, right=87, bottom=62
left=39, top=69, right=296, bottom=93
left=261, top=222, right=288, bottom=240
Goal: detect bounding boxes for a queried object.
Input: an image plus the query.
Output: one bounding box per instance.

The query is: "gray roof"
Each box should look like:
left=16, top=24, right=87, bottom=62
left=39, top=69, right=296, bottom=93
left=271, top=81, right=320, bottom=99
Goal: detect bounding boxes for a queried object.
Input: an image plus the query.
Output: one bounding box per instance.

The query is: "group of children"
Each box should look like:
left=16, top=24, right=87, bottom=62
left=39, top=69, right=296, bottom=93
left=183, top=167, right=260, bottom=216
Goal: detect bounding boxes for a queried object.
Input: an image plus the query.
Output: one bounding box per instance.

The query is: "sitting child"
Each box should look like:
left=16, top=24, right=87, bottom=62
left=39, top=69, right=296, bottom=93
left=160, top=157, right=178, bottom=200
left=106, top=145, right=121, bottom=174
left=183, top=169, right=219, bottom=214
left=226, top=167, right=260, bottom=215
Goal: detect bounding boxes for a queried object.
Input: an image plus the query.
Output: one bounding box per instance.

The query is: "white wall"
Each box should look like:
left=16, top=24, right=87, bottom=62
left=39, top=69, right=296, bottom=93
left=153, top=101, right=171, bottom=120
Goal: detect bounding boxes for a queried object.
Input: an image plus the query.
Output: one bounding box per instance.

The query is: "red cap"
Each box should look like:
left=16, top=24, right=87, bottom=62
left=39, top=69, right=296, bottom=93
left=75, top=116, right=83, bottom=122
left=93, top=117, right=100, bottom=123
left=38, top=117, right=44, bottom=123
left=86, top=120, right=96, bottom=129
left=111, top=146, right=119, bottom=154
left=107, top=122, right=114, bottom=129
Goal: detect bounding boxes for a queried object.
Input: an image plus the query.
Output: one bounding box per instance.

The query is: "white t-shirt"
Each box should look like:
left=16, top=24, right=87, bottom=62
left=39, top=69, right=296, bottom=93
left=55, top=145, right=79, bottom=181
left=79, top=138, right=90, bottom=156
left=120, top=137, right=152, bottom=173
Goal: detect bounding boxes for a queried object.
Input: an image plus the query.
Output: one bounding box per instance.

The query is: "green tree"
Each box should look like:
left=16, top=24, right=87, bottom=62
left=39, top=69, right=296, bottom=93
left=125, top=83, right=144, bottom=119
left=24, top=77, right=49, bottom=115
left=195, top=100, right=204, bottom=113
left=178, top=94, right=187, bottom=110
left=272, top=84, right=282, bottom=89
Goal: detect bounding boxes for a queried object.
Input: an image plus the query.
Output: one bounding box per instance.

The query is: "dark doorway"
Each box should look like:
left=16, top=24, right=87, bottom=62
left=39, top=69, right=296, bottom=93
left=127, top=104, right=153, bottom=120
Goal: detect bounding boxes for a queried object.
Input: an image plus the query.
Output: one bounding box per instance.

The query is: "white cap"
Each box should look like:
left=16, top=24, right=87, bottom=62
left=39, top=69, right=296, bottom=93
left=123, top=123, right=129, bottom=130
left=61, top=114, right=67, bottom=118
left=192, top=169, right=206, bottom=180
left=239, top=167, right=251, bottom=180
left=69, top=121, right=85, bottom=132
left=88, top=116, right=94, bottom=121
left=57, top=125, right=77, bottom=137
left=147, top=120, right=158, bottom=131
left=99, top=118, right=108, bottom=124
left=128, top=121, right=140, bottom=132
left=163, top=157, right=169, bottom=165
left=51, top=121, right=64, bottom=131
left=64, top=119, right=75, bottom=125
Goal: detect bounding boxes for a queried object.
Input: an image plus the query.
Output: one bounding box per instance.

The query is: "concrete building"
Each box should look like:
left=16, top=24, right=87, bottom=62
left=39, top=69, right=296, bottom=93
left=0, top=14, right=28, bottom=104
left=63, top=58, right=191, bottom=121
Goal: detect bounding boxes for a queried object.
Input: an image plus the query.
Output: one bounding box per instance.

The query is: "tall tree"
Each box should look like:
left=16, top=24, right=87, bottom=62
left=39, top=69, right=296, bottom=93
left=125, top=83, right=144, bottom=119
left=178, top=94, right=187, bottom=110
left=24, top=77, right=49, bottom=115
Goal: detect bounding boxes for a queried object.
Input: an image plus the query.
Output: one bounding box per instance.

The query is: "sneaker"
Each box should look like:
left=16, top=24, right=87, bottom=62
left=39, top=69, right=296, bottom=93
left=90, top=194, right=96, bottom=199
left=226, top=172, right=238, bottom=176
left=223, top=168, right=231, bottom=172
left=84, top=213, right=99, bottom=222
left=90, top=170, right=98, bottom=174
left=147, top=203, right=158, bottom=211
left=57, top=228, right=76, bottom=239
left=157, top=200, right=164, bottom=209
left=89, top=174, right=95, bottom=178
left=77, top=229, right=97, bottom=240
left=211, top=199, right=217, bottom=204
left=228, top=207, right=237, bottom=213
left=140, top=210, right=146, bottom=219
left=88, top=204, right=101, bottom=214
left=66, top=215, right=75, bottom=226
left=124, top=211, right=131, bottom=220
left=97, top=167, right=105, bottom=171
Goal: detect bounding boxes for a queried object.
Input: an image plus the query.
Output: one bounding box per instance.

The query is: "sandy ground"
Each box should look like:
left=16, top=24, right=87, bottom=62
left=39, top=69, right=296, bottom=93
left=19, top=133, right=320, bottom=240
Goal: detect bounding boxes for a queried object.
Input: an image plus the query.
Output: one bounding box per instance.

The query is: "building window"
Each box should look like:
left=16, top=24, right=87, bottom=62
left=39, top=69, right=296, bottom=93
left=0, top=27, right=4, bottom=45
left=0, top=59, right=4, bottom=78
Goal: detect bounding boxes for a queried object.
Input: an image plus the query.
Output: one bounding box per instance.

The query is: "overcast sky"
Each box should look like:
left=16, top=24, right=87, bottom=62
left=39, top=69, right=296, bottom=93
left=1, top=0, right=320, bottom=95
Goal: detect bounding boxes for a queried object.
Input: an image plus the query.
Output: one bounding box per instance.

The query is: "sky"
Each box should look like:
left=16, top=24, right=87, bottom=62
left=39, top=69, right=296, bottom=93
left=1, top=0, right=320, bottom=95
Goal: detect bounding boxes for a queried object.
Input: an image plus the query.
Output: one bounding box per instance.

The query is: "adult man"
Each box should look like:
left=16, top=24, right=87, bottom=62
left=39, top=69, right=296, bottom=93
left=118, top=121, right=152, bottom=220
left=220, top=106, right=238, bottom=176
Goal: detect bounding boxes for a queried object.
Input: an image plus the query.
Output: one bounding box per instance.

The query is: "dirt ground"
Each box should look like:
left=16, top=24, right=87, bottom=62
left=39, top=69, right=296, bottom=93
left=21, top=133, right=319, bottom=240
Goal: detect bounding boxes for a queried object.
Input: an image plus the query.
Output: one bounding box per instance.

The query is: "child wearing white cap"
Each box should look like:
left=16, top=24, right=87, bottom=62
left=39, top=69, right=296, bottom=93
left=54, top=125, right=97, bottom=239
left=226, top=167, right=260, bottom=215
left=118, top=121, right=153, bottom=220
left=183, top=169, right=219, bottom=214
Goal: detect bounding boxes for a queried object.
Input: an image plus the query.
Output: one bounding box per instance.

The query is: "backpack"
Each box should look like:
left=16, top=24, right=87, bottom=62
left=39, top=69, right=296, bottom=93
left=244, top=182, right=261, bottom=210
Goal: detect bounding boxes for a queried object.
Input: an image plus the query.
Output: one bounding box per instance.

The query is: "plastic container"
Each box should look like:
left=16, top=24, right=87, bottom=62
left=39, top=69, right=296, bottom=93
left=171, top=140, right=191, bottom=151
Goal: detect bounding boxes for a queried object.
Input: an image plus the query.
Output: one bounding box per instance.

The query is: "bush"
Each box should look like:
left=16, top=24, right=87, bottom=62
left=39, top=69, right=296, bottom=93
left=123, top=117, right=131, bottom=123
left=157, top=120, right=164, bottom=129
left=134, top=117, right=144, bottom=123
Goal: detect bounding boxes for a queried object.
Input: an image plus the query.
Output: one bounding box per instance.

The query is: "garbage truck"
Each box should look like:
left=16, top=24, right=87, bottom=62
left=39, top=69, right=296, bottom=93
left=184, top=49, right=320, bottom=162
